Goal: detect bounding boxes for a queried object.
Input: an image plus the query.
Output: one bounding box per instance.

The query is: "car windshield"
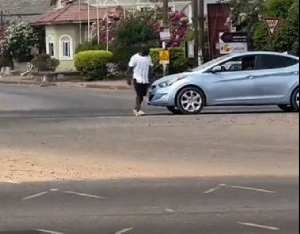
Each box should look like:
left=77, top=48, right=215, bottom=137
left=192, top=54, right=233, bottom=72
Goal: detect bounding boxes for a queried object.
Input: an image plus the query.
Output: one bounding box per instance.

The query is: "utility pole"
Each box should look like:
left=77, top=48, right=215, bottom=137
left=163, top=0, right=168, bottom=26
left=161, top=0, right=169, bottom=76
left=0, top=11, right=4, bottom=29
left=192, top=0, right=199, bottom=67
left=198, top=0, right=205, bottom=64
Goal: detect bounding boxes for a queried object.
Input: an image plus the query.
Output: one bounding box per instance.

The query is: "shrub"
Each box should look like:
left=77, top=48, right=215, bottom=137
left=0, top=52, right=14, bottom=69
left=150, top=47, right=188, bottom=77
left=31, top=53, right=60, bottom=71
left=3, top=22, right=40, bottom=62
left=74, top=50, right=113, bottom=81
left=75, top=41, right=106, bottom=54
left=111, top=45, right=141, bottom=72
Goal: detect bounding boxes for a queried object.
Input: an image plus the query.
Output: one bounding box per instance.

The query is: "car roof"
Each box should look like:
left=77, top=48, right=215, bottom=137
left=229, top=51, right=299, bottom=60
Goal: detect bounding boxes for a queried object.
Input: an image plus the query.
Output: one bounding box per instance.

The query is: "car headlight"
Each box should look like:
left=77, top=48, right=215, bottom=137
left=158, top=76, right=185, bottom=88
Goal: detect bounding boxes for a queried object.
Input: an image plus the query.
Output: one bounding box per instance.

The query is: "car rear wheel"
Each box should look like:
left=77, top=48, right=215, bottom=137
left=291, top=87, right=299, bottom=112
left=176, top=87, right=205, bottom=115
left=166, top=106, right=182, bottom=114
left=278, top=105, right=295, bottom=112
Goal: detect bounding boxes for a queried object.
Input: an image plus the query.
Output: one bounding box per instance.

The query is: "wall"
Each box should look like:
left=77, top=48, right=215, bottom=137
left=45, top=24, right=83, bottom=71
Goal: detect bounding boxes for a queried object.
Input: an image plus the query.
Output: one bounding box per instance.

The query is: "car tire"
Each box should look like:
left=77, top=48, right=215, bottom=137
left=176, top=87, right=205, bottom=115
left=166, top=106, right=182, bottom=115
left=291, top=87, right=299, bottom=112
left=278, top=105, right=295, bottom=112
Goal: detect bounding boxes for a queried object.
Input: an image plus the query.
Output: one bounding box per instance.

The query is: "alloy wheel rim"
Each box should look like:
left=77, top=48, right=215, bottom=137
left=181, top=90, right=202, bottom=112
left=296, top=91, right=299, bottom=108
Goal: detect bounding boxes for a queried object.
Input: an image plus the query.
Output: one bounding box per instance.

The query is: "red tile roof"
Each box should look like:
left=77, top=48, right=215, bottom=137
left=34, top=3, right=114, bottom=25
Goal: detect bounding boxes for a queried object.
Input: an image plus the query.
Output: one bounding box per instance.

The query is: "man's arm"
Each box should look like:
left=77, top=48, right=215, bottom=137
left=126, top=66, right=134, bottom=86
left=148, top=57, right=155, bottom=84
left=126, top=56, right=136, bottom=86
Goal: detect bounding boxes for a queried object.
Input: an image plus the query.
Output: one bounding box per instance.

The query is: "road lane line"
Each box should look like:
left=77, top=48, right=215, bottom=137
left=203, top=186, right=220, bottom=194
left=22, top=191, right=49, bottom=201
left=50, top=189, right=59, bottom=192
left=63, top=191, right=105, bottom=199
left=0, top=180, right=20, bottom=184
left=230, top=185, right=276, bottom=193
left=114, top=227, right=134, bottom=234
left=165, top=208, right=175, bottom=213
left=238, top=222, right=280, bottom=231
left=36, top=229, right=64, bottom=234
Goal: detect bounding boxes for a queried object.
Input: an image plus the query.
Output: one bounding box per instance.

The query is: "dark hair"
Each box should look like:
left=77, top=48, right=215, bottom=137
left=140, top=44, right=150, bottom=56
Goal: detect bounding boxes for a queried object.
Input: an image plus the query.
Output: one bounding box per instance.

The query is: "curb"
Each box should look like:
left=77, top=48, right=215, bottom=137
left=0, top=80, right=131, bottom=90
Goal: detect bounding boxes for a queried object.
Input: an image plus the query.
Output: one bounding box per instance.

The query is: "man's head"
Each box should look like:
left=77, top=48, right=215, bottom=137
left=140, top=44, right=150, bottom=56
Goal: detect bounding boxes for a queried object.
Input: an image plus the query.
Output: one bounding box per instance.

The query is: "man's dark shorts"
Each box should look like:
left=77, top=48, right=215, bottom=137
left=133, top=79, right=149, bottom=97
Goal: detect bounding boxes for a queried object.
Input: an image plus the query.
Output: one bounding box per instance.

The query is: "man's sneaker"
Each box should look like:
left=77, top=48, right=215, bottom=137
left=133, top=109, right=146, bottom=116
left=137, top=110, right=146, bottom=116
left=133, top=109, right=139, bottom=116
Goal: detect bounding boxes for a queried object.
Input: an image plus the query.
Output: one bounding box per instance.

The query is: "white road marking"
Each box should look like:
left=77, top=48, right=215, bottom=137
left=203, top=186, right=220, bottom=194
left=114, top=227, right=134, bottom=234
left=63, top=191, right=105, bottom=199
left=2, top=180, right=20, bottom=184
left=230, top=185, right=276, bottom=193
left=35, top=229, right=64, bottom=234
left=165, top=208, right=175, bottom=213
left=50, top=189, right=59, bottom=192
left=238, top=222, right=280, bottom=231
left=22, top=191, right=49, bottom=201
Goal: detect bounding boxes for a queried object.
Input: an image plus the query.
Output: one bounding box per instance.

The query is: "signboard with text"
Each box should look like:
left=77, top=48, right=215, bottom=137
left=159, top=27, right=171, bottom=41
left=219, top=32, right=248, bottom=54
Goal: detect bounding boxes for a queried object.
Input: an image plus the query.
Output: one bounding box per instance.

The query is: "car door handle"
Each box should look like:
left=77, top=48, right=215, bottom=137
left=292, top=71, right=299, bottom=75
left=247, top=75, right=253, bottom=79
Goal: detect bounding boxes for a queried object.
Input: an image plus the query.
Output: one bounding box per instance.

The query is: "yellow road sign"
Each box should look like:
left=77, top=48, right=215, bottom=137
left=159, top=50, right=170, bottom=64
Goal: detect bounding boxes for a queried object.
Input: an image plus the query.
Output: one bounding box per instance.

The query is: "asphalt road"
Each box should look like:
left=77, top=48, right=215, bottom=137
left=0, top=85, right=281, bottom=119
left=0, top=85, right=299, bottom=234
left=0, top=177, right=299, bottom=234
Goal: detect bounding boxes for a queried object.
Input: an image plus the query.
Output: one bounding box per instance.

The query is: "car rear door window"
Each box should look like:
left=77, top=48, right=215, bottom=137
left=257, top=55, right=298, bottom=70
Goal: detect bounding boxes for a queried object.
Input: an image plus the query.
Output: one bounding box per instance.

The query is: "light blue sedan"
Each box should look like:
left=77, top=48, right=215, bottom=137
left=148, top=51, right=299, bottom=114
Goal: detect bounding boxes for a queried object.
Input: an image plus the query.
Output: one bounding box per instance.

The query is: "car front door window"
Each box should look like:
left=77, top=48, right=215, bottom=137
left=218, top=55, right=257, bottom=72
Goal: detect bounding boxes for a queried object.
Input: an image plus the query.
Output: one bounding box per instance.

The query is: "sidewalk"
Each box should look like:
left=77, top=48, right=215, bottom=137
left=0, top=76, right=131, bottom=90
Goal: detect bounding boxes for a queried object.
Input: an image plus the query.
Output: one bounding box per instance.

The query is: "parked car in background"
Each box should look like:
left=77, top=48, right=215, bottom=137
left=148, top=51, right=299, bottom=114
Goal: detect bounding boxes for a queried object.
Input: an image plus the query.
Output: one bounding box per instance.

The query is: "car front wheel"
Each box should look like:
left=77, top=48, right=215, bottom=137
left=176, top=87, right=205, bottom=115
left=291, top=87, right=299, bottom=112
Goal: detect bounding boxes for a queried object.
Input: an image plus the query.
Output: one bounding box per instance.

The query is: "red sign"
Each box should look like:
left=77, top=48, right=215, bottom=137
left=265, top=17, right=281, bottom=36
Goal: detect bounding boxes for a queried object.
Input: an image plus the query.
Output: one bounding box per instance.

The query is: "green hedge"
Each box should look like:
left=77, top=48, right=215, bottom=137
left=31, top=53, right=60, bottom=72
left=150, top=47, right=188, bottom=77
left=74, top=50, right=113, bottom=81
left=75, top=41, right=106, bottom=54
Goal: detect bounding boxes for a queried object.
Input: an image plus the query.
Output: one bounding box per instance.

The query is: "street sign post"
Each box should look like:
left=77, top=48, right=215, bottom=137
left=219, top=32, right=248, bottom=54
left=265, top=17, right=281, bottom=36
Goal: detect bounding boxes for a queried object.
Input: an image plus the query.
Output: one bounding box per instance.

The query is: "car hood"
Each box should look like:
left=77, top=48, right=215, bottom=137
left=152, top=71, right=198, bottom=85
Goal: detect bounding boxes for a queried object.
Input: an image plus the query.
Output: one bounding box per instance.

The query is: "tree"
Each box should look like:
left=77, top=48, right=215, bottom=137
left=252, top=0, right=298, bottom=53
left=116, top=16, right=157, bottom=46
left=3, top=22, right=40, bottom=62
left=273, top=0, right=299, bottom=55
left=229, top=0, right=265, bottom=33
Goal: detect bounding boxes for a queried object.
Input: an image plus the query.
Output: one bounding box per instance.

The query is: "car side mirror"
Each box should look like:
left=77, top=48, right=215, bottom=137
left=211, top=65, right=223, bottom=73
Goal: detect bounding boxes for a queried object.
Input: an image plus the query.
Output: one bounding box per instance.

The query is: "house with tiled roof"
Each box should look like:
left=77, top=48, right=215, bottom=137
left=0, top=0, right=53, bottom=24
left=32, top=0, right=115, bottom=71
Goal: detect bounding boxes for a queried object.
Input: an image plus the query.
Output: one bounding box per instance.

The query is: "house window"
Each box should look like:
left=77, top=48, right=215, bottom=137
left=59, top=35, right=73, bottom=59
left=47, top=35, right=55, bottom=57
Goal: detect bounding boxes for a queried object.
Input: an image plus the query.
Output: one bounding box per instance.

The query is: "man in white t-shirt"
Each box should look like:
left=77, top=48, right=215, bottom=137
left=127, top=45, right=153, bottom=116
